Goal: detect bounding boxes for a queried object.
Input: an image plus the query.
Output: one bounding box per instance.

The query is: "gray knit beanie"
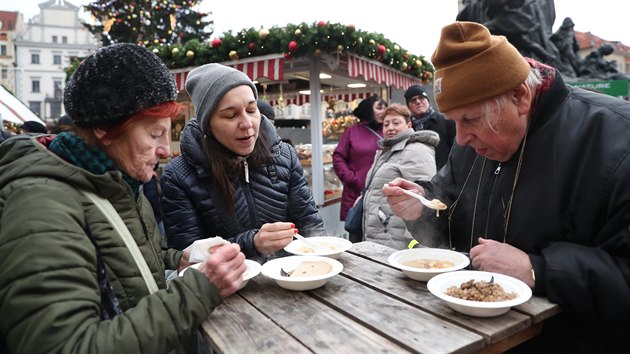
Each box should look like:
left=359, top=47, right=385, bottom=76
left=64, top=43, right=177, bottom=128
left=185, top=63, right=258, bottom=133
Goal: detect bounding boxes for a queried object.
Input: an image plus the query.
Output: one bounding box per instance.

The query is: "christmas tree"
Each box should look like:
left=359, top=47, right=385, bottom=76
left=83, top=0, right=213, bottom=46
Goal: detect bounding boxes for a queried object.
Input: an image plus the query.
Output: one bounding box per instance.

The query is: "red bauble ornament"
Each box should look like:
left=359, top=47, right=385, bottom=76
left=248, top=42, right=255, bottom=50
left=377, top=44, right=386, bottom=55
left=288, top=40, right=298, bottom=53
left=284, top=52, right=293, bottom=60
left=317, top=21, right=326, bottom=27
left=211, top=38, right=222, bottom=48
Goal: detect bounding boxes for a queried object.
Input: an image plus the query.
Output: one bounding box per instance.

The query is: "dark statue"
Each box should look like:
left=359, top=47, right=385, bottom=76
left=457, top=0, right=630, bottom=81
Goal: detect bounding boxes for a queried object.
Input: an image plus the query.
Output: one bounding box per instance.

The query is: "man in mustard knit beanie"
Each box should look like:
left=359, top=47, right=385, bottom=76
left=384, top=21, right=630, bottom=353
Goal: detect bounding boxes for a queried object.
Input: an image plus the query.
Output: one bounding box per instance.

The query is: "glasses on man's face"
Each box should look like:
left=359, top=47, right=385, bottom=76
left=409, top=97, right=427, bottom=104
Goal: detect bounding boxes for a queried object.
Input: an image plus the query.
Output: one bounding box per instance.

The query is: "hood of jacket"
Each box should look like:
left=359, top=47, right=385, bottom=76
left=0, top=135, right=126, bottom=196
left=379, top=128, right=440, bottom=149
left=179, top=115, right=281, bottom=174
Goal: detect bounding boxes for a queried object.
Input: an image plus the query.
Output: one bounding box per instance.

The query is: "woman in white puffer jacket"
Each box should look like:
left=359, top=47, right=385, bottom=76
left=362, top=103, right=439, bottom=249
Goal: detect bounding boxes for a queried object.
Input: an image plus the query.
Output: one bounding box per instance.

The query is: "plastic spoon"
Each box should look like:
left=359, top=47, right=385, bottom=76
left=294, top=233, right=331, bottom=253
left=398, top=188, right=447, bottom=210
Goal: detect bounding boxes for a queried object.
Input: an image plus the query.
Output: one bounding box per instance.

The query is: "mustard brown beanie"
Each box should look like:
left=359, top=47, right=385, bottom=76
left=431, top=21, right=531, bottom=112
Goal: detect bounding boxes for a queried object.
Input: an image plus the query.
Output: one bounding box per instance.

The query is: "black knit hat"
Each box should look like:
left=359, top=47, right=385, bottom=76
left=257, top=99, right=275, bottom=121
left=404, top=85, right=429, bottom=104
left=64, top=43, right=177, bottom=128
left=21, top=120, right=48, bottom=134
left=353, top=95, right=379, bottom=123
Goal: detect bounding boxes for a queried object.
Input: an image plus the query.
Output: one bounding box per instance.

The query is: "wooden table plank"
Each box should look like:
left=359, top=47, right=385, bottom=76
left=341, top=247, right=533, bottom=346
left=202, top=294, right=309, bottom=354
left=349, top=242, right=561, bottom=323
left=312, top=273, right=485, bottom=353
left=238, top=275, right=411, bottom=353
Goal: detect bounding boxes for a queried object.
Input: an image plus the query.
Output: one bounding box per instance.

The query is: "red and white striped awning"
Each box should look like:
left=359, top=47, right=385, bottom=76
left=171, top=54, right=285, bottom=92
left=346, top=53, right=422, bottom=89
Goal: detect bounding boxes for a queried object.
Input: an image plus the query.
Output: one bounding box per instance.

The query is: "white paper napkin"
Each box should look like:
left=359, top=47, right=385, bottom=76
left=186, top=236, right=230, bottom=263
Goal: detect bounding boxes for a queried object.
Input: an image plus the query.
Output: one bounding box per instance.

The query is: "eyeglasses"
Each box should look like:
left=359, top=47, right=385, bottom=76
left=409, top=97, right=427, bottom=104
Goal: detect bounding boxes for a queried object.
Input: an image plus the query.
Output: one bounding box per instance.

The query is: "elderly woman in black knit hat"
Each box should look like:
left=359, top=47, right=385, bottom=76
left=160, top=63, right=325, bottom=259
left=0, top=43, right=245, bottom=354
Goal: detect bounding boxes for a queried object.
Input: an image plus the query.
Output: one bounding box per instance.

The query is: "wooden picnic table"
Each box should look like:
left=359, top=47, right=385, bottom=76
left=201, top=241, right=561, bottom=353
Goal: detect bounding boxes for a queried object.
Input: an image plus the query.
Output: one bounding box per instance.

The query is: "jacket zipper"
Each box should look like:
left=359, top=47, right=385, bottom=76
left=483, top=162, right=502, bottom=236
left=243, top=158, right=250, bottom=183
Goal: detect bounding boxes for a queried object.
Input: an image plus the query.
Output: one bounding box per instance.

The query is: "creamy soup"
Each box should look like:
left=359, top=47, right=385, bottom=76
left=402, top=259, right=454, bottom=269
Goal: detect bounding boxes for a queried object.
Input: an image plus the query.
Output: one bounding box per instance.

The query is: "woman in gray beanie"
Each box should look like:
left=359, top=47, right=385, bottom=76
left=0, top=43, right=245, bottom=354
left=160, top=63, right=324, bottom=258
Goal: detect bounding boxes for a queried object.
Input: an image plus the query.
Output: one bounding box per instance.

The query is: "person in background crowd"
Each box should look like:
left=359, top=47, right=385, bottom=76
left=51, top=114, right=74, bottom=133
left=160, top=64, right=324, bottom=260
left=362, top=103, right=438, bottom=249
left=19, top=120, right=48, bottom=134
left=0, top=43, right=246, bottom=354
left=404, top=85, right=456, bottom=170
left=332, top=95, right=387, bottom=240
left=383, top=21, right=630, bottom=352
left=257, top=99, right=275, bottom=122
left=0, top=119, right=12, bottom=143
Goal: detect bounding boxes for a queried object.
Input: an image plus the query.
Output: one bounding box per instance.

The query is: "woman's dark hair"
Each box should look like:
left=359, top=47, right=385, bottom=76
left=202, top=121, right=271, bottom=213
left=353, top=95, right=386, bottom=129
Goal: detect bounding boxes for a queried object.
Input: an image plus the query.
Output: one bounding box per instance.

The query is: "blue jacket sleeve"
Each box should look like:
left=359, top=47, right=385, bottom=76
left=160, top=162, right=204, bottom=250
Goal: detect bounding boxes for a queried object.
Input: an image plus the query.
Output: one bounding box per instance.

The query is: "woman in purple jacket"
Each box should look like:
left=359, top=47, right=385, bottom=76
left=333, top=95, right=386, bottom=239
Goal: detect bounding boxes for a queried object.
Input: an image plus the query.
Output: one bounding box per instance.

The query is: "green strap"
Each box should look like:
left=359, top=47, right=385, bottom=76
left=82, top=190, right=159, bottom=294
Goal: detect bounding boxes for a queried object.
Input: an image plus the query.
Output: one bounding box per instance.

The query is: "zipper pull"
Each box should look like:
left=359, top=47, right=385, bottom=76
left=494, top=163, right=502, bottom=175
left=243, top=159, right=250, bottom=183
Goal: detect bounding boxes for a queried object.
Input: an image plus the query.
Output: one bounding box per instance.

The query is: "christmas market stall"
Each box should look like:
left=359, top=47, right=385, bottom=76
left=152, top=21, right=434, bottom=235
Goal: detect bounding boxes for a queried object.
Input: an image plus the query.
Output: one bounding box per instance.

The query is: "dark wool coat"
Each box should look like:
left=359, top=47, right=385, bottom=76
left=160, top=117, right=324, bottom=258
left=409, top=73, right=630, bottom=352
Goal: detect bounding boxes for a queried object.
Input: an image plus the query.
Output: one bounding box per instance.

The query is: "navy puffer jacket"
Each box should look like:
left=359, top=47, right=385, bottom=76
left=160, top=117, right=324, bottom=258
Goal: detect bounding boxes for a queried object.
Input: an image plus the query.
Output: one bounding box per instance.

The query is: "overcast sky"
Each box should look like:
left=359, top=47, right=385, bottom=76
left=6, top=0, right=630, bottom=59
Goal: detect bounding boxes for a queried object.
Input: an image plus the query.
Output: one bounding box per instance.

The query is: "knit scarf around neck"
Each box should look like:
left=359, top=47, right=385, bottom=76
left=49, top=132, right=143, bottom=195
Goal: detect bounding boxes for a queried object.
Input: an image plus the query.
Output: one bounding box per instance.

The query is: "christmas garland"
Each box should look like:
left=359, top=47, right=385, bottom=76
left=149, top=21, right=434, bottom=84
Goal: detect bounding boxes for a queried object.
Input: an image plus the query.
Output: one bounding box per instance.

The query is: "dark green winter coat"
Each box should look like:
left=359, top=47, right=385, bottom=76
left=0, top=135, right=222, bottom=354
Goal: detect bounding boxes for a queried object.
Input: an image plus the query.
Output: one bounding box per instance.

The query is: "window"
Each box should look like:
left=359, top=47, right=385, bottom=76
left=62, top=36, right=68, bottom=44
left=32, top=80, right=40, bottom=93
left=0, top=45, right=6, bottom=56
left=53, top=80, right=62, bottom=99
left=31, top=53, right=40, bottom=64
left=53, top=54, right=61, bottom=65
left=52, top=35, right=58, bottom=43
left=50, top=101, right=61, bottom=118
left=29, top=101, right=41, bottom=117
left=1, top=68, right=7, bottom=79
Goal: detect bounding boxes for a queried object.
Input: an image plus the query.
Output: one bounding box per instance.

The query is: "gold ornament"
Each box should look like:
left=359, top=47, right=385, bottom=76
left=313, top=48, right=321, bottom=56
left=368, top=39, right=375, bottom=46
left=393, top=44, right=400, bottom=51
left=153, top=39, right=159, bottom=44
left=415, top=59, right=423, bottom=68
left=259, top=28, right=269, bottom=39
left=337, top=45, right=344, bottom=53
left=229, top=50, right=239, bottom=60
left=171, top=47, right=179, bottom=54
left=169, top=14, right=176, bottom=30
left=103, top=18, right=115, bottom=32
left=401, top=62, right=408, bottom=70
left=186, top=50, right=194, bottom=59
left=294, top=28, right=301, bottom=36
left=152, top=48, right=159, bottom=54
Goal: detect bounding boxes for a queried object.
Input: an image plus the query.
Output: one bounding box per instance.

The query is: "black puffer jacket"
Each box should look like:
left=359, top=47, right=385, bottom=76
left=160, top=117, right=324, bottom=258
left=409, top=73, right=630, bottom=352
